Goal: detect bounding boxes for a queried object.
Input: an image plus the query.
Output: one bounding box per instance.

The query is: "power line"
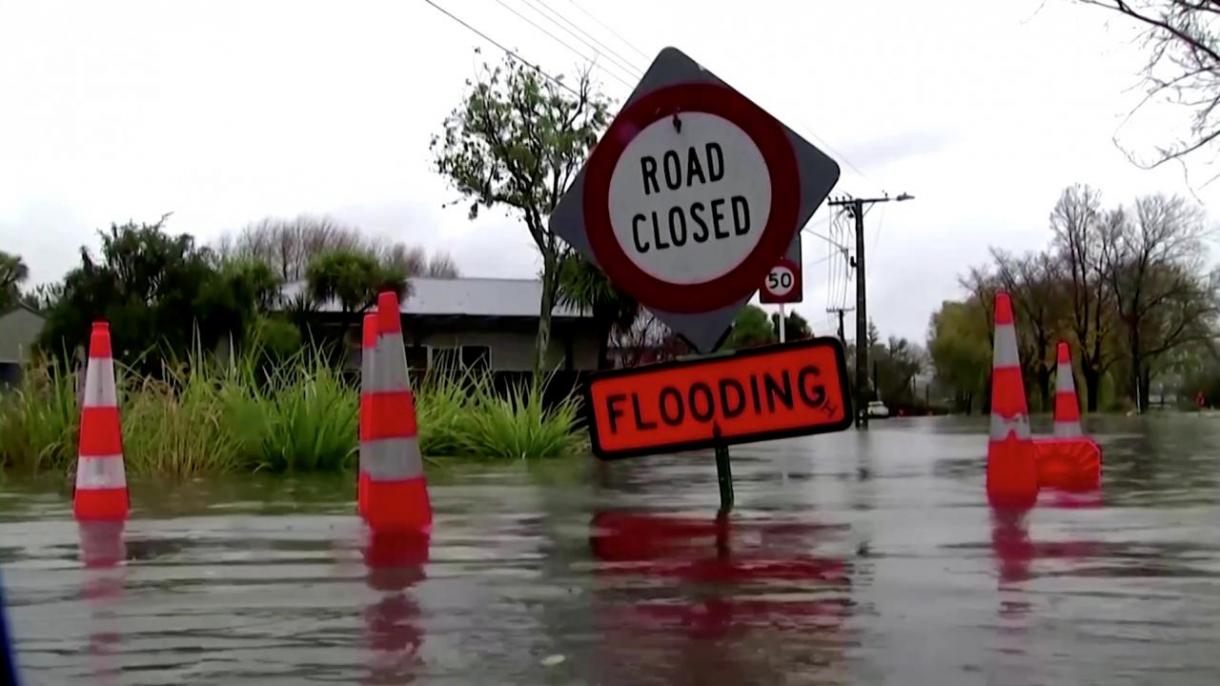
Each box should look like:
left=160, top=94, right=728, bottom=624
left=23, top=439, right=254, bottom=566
left=566, top=0, right=652, bottom=62
left=868, top=203, right=887, bottom=280
left=422, top=0, right=580, bottom=97
left=491, top=0, right=636, bottom=90
left=523, top=0, right=645, bottom=78
left=791, top=120, right=881, bottom=194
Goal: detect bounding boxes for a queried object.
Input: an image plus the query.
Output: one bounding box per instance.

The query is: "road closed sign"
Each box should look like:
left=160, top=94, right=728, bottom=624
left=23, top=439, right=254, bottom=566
left=587, top=84, right=798, bottom=311
left=551, top=47, right=840, bottom=352
left=586, top=338, right=852, bottom=460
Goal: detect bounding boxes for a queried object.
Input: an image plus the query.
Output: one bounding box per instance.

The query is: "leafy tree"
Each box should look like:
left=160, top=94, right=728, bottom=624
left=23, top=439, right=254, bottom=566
left=557, top=253, right=638, bottom=369
left=305, top=249, right=407, bottom=315
left=770, top=310, right=812, bottom=340
left=873, top=336, right=925, bottom=407
left=928, top=298, right=992, bottom=413
left=38, top=218, right=260, bottom=369
left=0, top=250, right=29, bottom=312
left=432, top=53, right=611, bottom=377
left=725, top=305, right=777, bottom=350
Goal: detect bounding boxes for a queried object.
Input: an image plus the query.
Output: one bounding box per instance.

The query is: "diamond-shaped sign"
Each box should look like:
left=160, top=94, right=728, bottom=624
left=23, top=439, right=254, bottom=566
left=550, top=47, right=839, bottom=352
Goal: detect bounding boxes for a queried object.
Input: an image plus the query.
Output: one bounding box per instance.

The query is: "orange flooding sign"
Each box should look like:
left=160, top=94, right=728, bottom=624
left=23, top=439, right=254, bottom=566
left=587, top=337, right=853, bottom=459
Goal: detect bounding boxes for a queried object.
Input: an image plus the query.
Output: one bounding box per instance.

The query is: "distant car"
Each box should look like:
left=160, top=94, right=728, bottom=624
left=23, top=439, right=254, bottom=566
left=867, top=400, right=889, bottom=418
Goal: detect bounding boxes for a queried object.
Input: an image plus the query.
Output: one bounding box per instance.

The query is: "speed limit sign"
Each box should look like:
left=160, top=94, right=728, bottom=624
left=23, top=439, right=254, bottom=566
left=760, top=257, right=801, bottom=304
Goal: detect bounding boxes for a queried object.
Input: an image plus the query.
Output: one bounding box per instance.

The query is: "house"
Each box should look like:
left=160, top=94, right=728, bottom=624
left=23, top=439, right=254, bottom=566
left=0, top=305, right=45, bottom=387
left=281, top=277, right=600, bottom=373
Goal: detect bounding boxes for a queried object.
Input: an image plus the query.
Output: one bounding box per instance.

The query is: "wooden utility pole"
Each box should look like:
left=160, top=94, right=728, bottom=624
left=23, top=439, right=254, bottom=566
left=827, top=193, right=914, bottom=428
left=826, top=306, right=853, bottom=345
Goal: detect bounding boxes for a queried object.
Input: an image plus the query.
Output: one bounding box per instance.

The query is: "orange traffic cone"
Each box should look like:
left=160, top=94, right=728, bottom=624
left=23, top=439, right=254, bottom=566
left=358, top=310, right=378, bottom=520
left=363, top=291, right=432, bottom=534
left=74, top=322, right=129, bottom=521
left=1052, top=341, right=1083, bottom=437
left=986, top=293, right=1038, bottom=508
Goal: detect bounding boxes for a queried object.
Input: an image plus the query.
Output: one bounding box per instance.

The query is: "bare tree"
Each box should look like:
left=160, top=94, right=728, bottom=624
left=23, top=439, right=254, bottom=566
left=1103, top=193, right=1217, bottom=410
left=218, top=214, right=460, bottom=282
left=1082, top=1, right=1220, bottom=176
left=958, top=264, right=998, bottom=413
left=425, top=253, right=460, bottom=279
left=992, top=248, right=1067, bottom=411
left=1051, top=184, right=1116, bottom=411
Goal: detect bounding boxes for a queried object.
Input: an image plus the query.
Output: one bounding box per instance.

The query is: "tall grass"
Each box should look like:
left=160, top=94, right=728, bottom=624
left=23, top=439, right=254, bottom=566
left=0, top=344, right=586, bottom=477
left=416, top=369, right=587, bottom=459
left=0, top=356, right=78, bottom=474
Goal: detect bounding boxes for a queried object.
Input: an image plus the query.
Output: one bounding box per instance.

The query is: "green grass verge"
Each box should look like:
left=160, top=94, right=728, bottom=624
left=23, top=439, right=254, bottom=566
left=0, top=345, right=587, bottom=477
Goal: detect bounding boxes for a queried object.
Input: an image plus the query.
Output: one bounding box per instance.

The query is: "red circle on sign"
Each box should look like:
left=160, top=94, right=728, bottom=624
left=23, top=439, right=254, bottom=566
left=764, top=257, right=799, bottom=298
left=582, top=83, right=800, bottom=313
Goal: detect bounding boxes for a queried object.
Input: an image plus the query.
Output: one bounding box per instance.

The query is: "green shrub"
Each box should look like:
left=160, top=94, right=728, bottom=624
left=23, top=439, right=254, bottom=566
left=1, top=343, right=586, bottom=477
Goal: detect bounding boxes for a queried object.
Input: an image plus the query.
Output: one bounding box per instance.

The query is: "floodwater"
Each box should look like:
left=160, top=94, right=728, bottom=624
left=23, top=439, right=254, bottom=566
left=2, top=415, right=1219, bottom=685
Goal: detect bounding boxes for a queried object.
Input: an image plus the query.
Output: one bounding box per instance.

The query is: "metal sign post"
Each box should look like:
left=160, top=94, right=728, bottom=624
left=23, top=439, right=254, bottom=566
left=713, top=425, right=734, bottom=513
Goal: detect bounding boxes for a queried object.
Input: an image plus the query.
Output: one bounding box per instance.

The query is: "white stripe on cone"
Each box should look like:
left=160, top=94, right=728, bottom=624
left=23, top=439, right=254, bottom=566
left=363, top=438, right=426, bottom=480
left=75, top=455, right=127, bottom=489
left=1053, top=359, right=1084, bottom=437
left=83, top=358, right=118, bottom=408
left=1055, top=361, right=1076, bottom=392
left=993, top=323, right=1020, bottom=369
left=990, top=414, right=1031, bottom=442
left=1052, top=420, right=1083, bottom=438
left=368, top=335, right=411, bottom=393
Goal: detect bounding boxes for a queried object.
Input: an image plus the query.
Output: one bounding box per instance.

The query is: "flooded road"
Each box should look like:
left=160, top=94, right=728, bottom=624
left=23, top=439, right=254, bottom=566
left=2, top=415, right=1219, bottom=685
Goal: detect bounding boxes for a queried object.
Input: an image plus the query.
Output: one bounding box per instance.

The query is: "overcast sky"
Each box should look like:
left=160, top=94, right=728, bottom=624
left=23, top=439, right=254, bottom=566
left=2, top=0, right=1217, bottom=341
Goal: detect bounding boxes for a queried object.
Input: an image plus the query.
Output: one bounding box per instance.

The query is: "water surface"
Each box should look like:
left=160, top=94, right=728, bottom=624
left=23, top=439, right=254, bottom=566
left=2, top=415, right=1219, bottom=685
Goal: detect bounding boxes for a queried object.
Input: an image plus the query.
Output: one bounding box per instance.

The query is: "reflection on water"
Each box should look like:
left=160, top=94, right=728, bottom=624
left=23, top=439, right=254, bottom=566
left=0, top=415, right=1219, bottom=684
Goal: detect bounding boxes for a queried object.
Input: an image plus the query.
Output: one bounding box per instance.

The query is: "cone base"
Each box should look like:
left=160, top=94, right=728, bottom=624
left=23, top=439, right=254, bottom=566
left=1034, top=437, right=1102, bottom=492
left=366, top=477, right=432, bottom=534
left=986, top=437, right=1039, bottom=508
left=74, top=488, right=129, bottom=522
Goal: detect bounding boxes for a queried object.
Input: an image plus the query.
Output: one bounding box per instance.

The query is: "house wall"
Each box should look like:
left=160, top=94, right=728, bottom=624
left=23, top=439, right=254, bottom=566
left=406, top=324, right=599, bottom=372
left=323, top=316, right=602, bottom=374
left=0, top=308, right=45, bottom=385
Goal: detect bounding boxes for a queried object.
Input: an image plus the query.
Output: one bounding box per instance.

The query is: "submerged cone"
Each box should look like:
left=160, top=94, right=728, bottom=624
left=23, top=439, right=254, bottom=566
left=363, top=291, right=432, bottom=534
left=986, top=293, right=1038, bottom=508
left=74, top=322, right=129, bottom=521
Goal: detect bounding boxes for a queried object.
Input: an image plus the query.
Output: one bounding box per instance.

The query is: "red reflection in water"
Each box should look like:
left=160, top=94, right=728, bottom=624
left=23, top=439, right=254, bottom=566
left=590, top=511, right=850, bottom=634
left=77, top=521, right=126, bottom=686
left=362, top=530, right=428, bottom=685
left=589, top=511, right=853, bottom=683
left=990, top=507, right=1035, bottom=586
left=989, top=505, right=1111, bottom=588
left=591, top=512, right=849, bottom=586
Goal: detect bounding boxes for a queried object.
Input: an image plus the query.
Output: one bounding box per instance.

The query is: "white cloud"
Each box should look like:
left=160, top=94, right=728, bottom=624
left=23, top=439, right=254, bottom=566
left=1, top=0, right=1216, bottom=342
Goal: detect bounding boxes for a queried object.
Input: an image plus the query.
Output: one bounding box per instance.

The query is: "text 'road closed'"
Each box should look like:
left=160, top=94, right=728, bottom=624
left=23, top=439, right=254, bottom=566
left=586, top=338, right=852, bottom=459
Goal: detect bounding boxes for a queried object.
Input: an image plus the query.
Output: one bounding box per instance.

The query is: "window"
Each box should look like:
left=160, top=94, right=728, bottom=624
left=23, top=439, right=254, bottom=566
left=405, top=346, right=429, bottom=371
left=461, top=345, right=490, bottom=370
